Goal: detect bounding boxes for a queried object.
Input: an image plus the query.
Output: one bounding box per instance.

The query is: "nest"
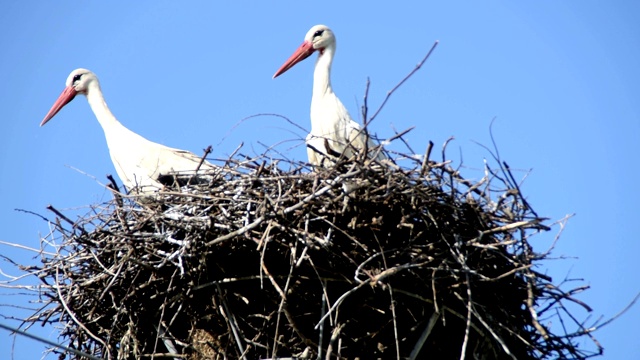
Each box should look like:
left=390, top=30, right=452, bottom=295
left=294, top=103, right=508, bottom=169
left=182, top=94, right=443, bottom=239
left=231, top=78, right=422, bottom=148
left=19, top=140, right=600, bottom=360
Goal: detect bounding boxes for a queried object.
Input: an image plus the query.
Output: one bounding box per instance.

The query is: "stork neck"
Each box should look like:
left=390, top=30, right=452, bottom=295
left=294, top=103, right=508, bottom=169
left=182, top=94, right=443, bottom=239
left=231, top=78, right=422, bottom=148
left=85, top=82, right=124, bottom=131
left=313, top=45, right=335, bottom=97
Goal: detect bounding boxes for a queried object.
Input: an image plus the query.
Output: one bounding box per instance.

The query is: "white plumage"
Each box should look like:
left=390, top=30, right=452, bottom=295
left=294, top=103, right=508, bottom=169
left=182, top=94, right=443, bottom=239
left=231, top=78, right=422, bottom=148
left=273, top=25, right=386, bottom=166
left=41, top=68, right=218, bottom=194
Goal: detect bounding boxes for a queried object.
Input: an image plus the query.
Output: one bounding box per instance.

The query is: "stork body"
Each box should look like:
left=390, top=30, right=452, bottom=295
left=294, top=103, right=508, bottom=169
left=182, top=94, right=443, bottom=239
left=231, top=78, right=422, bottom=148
left=273, top=25, right=386, bottom=166
left=41, top=69, right=218, bottom=194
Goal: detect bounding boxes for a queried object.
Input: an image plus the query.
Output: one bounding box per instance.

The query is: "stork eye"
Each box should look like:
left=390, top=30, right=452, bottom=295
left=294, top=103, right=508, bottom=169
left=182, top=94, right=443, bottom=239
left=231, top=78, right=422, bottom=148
left=313, top=30, right=325, bottom=38
left=72, top=74, right=83, bottom=82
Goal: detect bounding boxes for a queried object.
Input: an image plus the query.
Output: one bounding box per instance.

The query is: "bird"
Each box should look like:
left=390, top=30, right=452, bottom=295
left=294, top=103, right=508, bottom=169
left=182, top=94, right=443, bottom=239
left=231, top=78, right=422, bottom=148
left=273, top=24, right=386, bottom=167
left=40, top=68, right=219, bottom=194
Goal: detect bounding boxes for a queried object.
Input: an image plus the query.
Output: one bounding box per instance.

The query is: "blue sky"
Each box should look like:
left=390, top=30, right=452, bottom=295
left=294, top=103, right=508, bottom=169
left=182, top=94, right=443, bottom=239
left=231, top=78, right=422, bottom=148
left=1, top=1, right=638, bottom=358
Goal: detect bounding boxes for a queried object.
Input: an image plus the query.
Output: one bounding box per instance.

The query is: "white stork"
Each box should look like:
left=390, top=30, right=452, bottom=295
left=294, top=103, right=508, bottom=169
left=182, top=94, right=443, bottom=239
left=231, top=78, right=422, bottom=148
left=273, top=24, right=386, bottom=166
left=41, top=68, right=218, bottom=194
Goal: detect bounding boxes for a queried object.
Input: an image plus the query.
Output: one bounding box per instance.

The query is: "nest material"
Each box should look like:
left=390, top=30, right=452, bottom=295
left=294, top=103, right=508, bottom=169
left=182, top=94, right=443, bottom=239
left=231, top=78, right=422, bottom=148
left=24, top=144, right=598, bottom=360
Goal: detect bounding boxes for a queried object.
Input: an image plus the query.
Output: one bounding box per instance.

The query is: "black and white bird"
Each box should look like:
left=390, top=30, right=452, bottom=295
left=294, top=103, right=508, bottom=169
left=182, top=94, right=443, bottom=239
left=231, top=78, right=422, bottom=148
left=273, top=25, right=386, bottom=166
left=41, top=68, right=218, bottom=193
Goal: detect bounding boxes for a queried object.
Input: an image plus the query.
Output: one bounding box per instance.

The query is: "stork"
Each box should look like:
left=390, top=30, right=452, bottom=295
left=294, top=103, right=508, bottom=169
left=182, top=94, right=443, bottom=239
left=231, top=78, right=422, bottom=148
left=41, top=68, right=218, bottom=194
left=273, top=24, right=386, bottom=166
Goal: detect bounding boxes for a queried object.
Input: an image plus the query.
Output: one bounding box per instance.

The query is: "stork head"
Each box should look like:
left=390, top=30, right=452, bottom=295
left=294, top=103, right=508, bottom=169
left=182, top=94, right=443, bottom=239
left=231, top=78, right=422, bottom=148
left=40, top=68, right=98, bottom=126
left=272, top=24, right=335, bottom=78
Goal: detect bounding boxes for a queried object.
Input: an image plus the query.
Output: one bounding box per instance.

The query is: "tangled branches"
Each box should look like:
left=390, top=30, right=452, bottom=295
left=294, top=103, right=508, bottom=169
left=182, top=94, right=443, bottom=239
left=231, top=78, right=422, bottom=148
left=12, top=139, right=600, bottom=360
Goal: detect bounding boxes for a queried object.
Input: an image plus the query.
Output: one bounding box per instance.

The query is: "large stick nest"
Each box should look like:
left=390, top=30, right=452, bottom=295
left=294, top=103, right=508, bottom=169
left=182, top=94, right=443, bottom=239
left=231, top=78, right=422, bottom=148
left=19, top=139, right=599, bottom=360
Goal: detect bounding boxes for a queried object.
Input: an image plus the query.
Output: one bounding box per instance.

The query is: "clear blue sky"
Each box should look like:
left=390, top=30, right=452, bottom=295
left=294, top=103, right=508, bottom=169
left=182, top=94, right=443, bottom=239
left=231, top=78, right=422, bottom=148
left=1, top=1, right=638, bottom=358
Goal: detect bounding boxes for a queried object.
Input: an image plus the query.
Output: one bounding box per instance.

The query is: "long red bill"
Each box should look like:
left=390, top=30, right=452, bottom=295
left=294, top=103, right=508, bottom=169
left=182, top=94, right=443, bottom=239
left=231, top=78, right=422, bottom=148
left=272, top=40, right=316, bottom=79
left=40, top=86, right=78, bottom=126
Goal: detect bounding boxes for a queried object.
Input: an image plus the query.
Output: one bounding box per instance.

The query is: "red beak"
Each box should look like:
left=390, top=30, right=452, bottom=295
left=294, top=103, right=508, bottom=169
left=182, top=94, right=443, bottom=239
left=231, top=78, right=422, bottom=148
left=40, top=86, right=78, bottom=126
left=272, top=40, right=316, bottom=78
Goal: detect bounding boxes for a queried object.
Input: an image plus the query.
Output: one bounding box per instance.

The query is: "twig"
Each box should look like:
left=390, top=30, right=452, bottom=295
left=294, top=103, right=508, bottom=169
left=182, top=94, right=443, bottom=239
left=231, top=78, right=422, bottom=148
left=216, top=284, right=248, bottom=360
left=0, top=240, right=49, bottom=255
left=106, top=174, right=121, bottom=193
left=13, top=208, right=51, bottom=223
left=218, top=113, right=308, bottom=149
left=325, top=323, right=344, bottom=360
left=54, top=266, right=109, bottom=357
left=205, top=216, right=265, bottom=246
left=361, top=77, right=371, bottom=124
left=314, top=281, right=369, bottom=330
left=459, top=273, right=472, bottom=360
left=408, top=311, right=440, bottom=360
left=589, top=291, right=640, bottom=330
left=368, top=41, right=439, bottom=123
left=387, top=284, right=401, bottom=360
left=106, top=174, right=124, bottom=208
left=195, top=145, right=213, bottom=172
left=0, top=322, right=104, bottom=360
left=45, top=205, right=75, bottom=227
left=419, top=141, right=434, bottom=177
left=468, top=305, right=517, bottom=360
